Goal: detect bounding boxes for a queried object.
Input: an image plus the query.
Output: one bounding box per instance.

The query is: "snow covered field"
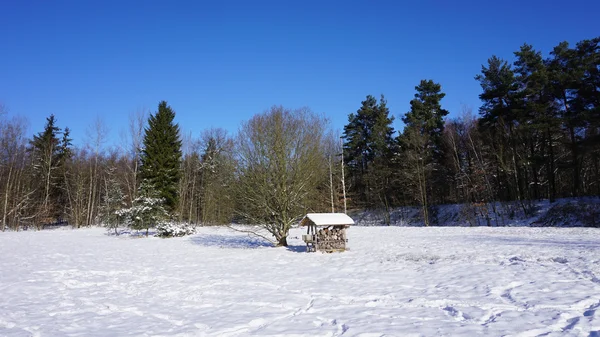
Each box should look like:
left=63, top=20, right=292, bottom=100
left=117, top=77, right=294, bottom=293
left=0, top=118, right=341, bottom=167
left=1, top=226, right=600, bottom=336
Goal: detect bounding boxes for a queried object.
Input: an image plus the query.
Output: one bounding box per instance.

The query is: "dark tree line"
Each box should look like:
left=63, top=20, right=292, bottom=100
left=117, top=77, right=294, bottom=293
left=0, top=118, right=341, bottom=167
left=1, top=37, right=597, bottom=233
left=342, top=37, right=599, bottom=224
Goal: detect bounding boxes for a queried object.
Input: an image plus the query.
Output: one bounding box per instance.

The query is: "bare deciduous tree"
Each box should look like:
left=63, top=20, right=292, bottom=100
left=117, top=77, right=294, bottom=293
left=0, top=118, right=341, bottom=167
left=198, top=128, right=235, bottom=225
left=120, top=108, right=147, bottom=206
left=84, top=117, right=108, bottom=226
left=0, top=114, right=29, bottom=231
left=235, top=106, right=328, bottom=246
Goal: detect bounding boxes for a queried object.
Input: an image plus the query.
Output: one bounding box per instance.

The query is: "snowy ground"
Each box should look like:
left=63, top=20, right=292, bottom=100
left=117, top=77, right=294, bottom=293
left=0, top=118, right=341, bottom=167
left=1, top=226, right=600, bottom=336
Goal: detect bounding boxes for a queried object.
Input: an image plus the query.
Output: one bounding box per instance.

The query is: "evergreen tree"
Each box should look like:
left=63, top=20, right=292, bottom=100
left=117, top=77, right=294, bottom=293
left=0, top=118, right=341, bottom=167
left=569, top=38, right=600, bottom=196
left=342, top=95, right=395, bottom=208
left=115, top=179, right=166, bottom=236
left=140, top=101, right=182, bottom=213
left=475, top=56, right=522, bottom=201
left=56, top=127, right=73, bottom=216
left=548, top=41, right=584, bottom=196
left=576, top=38, right=600, bottom=195
left=398, top=80, right=449, bottom=225
left=513, top=44, right=560, bottom=201
left=29, top=115, right=71, bottom=224
left=547, top=39, right=600, bottom=196
left=402, top=80, right=450, bottom=153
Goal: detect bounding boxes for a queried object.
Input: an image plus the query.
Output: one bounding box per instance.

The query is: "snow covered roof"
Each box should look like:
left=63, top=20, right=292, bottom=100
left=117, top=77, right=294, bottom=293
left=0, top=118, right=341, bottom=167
left=300, top=213, right=354, bottom=227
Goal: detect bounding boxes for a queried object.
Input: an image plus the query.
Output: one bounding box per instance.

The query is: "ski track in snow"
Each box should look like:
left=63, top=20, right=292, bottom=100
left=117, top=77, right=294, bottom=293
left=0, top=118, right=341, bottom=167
left=1, top=226, right=600, bottom=336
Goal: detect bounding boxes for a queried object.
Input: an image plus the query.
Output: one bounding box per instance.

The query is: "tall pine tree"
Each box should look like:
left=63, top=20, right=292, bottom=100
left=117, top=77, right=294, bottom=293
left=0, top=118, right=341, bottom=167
left=475, top=56, right=521, bottom=201
left=342, top=95, right=395, bottom=209
left=513, top=44, right=559, bottom=201
left=398, top=80, right=449, bottom=225
left=140, top=101, right=182, bottom=213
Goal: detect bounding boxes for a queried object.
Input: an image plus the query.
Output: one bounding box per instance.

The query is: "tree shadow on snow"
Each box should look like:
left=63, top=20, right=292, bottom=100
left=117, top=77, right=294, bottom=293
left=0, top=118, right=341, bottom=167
left=285, top=245, right=308, bottom=253
left=189, top=234, right=273, bottom=249
left=104, top=229, right=158, bottom=237
left=469, top=236, right=600, bottom=249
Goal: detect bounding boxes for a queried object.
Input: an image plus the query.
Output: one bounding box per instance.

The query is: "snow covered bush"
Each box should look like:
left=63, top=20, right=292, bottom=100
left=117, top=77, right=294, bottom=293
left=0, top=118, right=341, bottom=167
left=114, top=180, right=168, bottom=236
left=155, top=222, right=196, bottom=238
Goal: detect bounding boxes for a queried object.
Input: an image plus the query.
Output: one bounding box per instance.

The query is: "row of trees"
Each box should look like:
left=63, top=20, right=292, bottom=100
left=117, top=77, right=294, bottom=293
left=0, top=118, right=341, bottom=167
left=343, top=37, right=599, bottom=225
left=0, top=101, right=339, bottom=245
left=1, top=36, right=597, bottom=242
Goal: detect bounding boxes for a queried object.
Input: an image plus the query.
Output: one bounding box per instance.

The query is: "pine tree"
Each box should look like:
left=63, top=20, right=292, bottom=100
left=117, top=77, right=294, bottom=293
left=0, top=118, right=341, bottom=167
left=342, top=95, right=395, bottom=208
left=402, top=80, right=450, bottom=152
left=398, top=80, right=449, bottom=225
left=550, top=38, right=600, bottom=196
left=140, top=101, right=182, bottom=213
left=513, top=44, right=559, bottom=201
left=575, top=38, right=600, bottom=195
left=475, top=56, right=522, bottom=201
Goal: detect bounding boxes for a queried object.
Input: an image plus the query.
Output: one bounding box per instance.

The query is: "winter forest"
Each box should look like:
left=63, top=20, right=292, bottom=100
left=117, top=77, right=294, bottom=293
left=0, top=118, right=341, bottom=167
left=1, top=37, right=599, bottom=240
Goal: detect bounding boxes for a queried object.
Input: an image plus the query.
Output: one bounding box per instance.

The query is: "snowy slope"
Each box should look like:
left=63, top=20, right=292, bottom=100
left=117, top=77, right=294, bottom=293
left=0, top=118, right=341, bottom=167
left=350, top=197, right=600, bottom=227
left=1, top=226, right=600, bottom=336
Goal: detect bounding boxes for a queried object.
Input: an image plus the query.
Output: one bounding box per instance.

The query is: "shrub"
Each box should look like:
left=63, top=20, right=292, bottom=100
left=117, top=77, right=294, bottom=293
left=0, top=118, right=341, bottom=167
left=155, top=222, right=196, bottom=238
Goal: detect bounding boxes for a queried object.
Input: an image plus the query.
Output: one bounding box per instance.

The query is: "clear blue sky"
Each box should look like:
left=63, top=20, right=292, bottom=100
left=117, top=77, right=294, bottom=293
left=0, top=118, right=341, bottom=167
left=1, top=0, right=598, bottom=146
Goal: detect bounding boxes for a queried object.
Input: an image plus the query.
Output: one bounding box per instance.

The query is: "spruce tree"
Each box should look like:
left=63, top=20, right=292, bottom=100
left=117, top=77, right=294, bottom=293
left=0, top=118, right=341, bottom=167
left=30, top=114, right=70, bottom=223
left=140, top=101, right=182, bottom=213
left=56, top=127, right=73, bottom=216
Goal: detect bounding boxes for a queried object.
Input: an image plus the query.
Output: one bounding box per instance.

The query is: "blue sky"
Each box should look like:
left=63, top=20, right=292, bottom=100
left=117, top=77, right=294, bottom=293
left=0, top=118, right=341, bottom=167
left=1, top=0, right=598, bottom=146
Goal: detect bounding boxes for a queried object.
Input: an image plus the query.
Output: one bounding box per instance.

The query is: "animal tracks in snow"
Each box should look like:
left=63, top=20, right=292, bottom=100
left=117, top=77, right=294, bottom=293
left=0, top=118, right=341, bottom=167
left=2, top=226, right=600, bottom=336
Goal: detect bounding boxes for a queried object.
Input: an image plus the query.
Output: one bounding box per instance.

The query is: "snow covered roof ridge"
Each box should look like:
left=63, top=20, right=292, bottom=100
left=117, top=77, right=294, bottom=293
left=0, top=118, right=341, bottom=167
left=301, top=213, right=354, bottom=226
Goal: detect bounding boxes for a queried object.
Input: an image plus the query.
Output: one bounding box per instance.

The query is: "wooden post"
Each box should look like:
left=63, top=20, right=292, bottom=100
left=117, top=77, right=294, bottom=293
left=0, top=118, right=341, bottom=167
left=341, top=138, right=347, bottom=214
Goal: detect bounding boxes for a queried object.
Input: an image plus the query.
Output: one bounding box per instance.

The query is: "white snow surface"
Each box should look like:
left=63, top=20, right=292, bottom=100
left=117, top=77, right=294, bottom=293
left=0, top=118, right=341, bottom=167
left=302, top=213, right=354, bottom=226
left=1, top=226, right=600, bottom=336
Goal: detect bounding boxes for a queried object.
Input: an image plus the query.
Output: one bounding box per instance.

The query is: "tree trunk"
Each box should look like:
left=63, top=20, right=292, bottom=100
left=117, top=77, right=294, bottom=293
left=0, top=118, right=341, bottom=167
left=569, top=126, right=580, bottom=196
left=530, top=140, right=539, bottom=200
left=2, top=163, right=13, bottom=232
left=86, top=156, right=94, bottom=227
left=189, top=172, right=196, bottom=223
left=547, top=128, right=557, bottom=202
left=341, top=140, right=347, bottom=214
left=419, top=155, right=429, bottom=226
left=276, top=236, right=288, bottom=247
left=329, top=156, right=334, bottom=213
left=43, top=147, right=54, bottom=218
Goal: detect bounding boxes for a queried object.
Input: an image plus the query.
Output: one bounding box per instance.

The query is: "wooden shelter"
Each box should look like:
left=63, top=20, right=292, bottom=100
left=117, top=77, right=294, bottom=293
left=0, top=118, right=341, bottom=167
left=300, top=213, right=354, bottom=252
